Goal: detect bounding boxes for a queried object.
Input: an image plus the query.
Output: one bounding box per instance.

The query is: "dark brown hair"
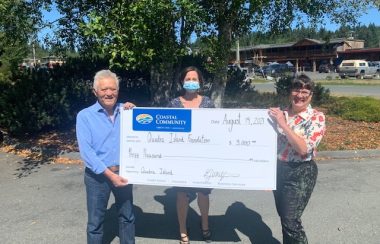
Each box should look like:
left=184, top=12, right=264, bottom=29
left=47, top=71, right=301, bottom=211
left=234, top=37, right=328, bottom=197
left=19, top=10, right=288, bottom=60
left=291, top=73, right=315, bottom=92
left=178, top=66, right=204, bottom=85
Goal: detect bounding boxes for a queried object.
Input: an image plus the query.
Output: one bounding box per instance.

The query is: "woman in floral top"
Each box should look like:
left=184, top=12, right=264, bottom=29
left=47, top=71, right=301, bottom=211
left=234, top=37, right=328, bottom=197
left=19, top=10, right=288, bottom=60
left=168, top=66, right=215, bottom=244
left=268, top=74, right=326, bottom=244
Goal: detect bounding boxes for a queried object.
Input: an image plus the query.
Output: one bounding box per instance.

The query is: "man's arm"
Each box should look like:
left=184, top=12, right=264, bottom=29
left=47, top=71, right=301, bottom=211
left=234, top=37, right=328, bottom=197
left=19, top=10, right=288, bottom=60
left=103, top=168, right=128, bottom=187
left=76, top=111, right=129, bottom=187
left=76, top=112, right=108, bottom=174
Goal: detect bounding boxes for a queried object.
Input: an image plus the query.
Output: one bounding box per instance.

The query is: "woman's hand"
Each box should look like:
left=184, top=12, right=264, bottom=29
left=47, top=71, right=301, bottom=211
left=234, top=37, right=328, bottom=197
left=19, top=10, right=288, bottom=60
left=268, top=107, right=287, bottom=129
left=123, top=102, right=136, bottom=110
left=269, top=107, right=309, bottom=156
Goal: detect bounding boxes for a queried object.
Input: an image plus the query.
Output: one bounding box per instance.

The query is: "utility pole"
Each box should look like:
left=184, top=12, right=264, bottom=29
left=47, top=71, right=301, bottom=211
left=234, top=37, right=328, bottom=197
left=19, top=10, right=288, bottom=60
left=32, top=43, right=36, bottom=67
left=236, top=39, right=240, bottom=68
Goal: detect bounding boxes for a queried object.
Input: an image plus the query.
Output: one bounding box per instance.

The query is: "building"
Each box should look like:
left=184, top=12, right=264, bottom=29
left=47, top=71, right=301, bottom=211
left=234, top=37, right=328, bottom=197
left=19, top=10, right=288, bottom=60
left=231, top=38, right=371, bottom=72
left=40, top=56, right=65, bottom=68
left=338, top=47, right=380, bottom=61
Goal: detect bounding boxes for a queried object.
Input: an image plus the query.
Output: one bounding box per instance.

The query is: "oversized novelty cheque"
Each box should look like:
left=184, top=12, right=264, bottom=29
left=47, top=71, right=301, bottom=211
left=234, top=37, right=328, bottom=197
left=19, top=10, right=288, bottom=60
left=120, top=108, right=277, bottom=190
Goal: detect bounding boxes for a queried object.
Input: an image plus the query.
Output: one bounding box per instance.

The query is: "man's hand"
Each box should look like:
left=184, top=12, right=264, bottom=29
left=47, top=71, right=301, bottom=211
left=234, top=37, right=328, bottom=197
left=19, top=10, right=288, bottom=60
left=123, top=102, right=136, bottom=110
left=103, top=168, right=129, bottom=187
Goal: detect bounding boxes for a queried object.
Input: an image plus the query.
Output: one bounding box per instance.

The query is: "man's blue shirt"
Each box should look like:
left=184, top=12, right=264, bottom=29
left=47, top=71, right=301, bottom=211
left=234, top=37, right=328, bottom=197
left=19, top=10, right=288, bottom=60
left=76, top=101, right=122, bottom=174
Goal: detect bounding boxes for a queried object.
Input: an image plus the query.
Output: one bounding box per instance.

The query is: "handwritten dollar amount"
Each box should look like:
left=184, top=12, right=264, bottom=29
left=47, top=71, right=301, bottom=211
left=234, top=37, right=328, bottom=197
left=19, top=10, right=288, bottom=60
left=229, top=139, right=257, bottom=146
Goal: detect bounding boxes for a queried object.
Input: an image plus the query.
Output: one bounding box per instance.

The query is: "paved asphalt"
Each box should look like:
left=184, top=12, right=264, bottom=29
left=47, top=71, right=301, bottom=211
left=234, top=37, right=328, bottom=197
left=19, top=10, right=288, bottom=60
left=1, top=150, right=380, bottom=244
left=253, top=71, right=380, bottom=98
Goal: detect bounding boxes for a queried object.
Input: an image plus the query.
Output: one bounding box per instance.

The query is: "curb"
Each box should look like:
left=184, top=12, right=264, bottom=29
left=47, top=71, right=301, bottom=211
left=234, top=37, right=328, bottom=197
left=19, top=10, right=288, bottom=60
left=316, top=149, right=380, bottom=160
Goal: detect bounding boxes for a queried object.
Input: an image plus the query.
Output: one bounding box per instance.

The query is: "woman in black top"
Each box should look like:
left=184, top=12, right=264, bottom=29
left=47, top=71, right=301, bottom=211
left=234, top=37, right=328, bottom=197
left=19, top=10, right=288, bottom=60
left=168, top=66, right=214, bottom=244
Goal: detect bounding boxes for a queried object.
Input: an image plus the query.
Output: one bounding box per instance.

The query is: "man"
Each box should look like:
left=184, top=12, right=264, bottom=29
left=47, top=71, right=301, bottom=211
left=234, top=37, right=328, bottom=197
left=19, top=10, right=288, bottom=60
left=76, top=70, right=135, bottom=244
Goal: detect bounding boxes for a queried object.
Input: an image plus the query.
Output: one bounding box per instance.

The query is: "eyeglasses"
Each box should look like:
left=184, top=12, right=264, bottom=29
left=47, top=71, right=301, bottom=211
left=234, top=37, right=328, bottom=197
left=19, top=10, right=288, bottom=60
left=291, top=89, right=312, bottom=97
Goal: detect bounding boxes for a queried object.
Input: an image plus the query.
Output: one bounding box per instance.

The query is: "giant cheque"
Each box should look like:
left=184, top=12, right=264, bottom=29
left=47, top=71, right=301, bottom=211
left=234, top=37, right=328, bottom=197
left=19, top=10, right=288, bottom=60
left=120, top=108, right=277, bottom=190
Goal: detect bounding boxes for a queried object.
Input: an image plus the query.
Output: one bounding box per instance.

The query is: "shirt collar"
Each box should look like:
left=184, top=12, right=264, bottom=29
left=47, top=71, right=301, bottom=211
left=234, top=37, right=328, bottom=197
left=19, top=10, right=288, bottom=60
left=285, top=104, right=313, bottom=121
left=94, top=101, right=120, bottom=114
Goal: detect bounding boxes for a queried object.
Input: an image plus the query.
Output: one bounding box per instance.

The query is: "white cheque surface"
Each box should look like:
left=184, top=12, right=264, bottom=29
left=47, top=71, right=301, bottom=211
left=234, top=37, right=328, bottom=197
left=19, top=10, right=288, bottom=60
left=120, top=108, right=277, bottom=190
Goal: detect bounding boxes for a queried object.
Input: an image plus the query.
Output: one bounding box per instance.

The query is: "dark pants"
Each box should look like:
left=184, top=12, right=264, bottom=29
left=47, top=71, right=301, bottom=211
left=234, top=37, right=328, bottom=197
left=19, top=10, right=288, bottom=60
left=84, top=168, right=135, bottom=244
left=273, top=160, right=318, bottom=244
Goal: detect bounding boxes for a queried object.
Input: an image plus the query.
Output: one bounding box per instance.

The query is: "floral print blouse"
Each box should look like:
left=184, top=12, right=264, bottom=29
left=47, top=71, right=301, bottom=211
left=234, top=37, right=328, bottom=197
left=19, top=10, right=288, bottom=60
left=277, top=104, right=326, bottom=162
left=167, top=96, right=215, bottom=108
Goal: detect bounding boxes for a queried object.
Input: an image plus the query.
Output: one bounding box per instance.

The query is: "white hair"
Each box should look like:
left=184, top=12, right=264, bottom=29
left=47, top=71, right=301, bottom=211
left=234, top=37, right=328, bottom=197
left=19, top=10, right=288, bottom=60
left=93, top=70, right=120, bottom=90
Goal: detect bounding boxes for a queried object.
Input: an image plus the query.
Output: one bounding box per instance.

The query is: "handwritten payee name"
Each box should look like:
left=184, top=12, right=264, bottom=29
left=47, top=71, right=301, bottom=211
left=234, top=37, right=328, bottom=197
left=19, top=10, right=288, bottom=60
left=203, top=169, right=240, bottom=182
left=141, top=167, right=173, bottom=175
left=146, top=132, right=210, bottom=144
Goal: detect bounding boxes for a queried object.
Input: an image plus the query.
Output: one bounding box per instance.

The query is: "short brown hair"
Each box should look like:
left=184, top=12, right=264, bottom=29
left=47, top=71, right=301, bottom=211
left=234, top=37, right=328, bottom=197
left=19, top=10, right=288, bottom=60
left=292, top=74, right=315, bottom=92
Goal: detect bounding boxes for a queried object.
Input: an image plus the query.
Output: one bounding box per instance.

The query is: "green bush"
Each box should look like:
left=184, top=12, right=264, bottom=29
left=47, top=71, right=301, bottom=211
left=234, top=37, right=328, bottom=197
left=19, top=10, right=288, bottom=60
left=0, top=68, right=94, bottom=135
left=224, top=91, right=287, bottom=108
left=275, top=76, right=331, bottom=106
left=326, top=96, right=380, bottom=122
left=275, top=75, right=293, bottom=98
left=224, top=68, right=254, bottom=97
left=0, top=56, right=153, bottom=136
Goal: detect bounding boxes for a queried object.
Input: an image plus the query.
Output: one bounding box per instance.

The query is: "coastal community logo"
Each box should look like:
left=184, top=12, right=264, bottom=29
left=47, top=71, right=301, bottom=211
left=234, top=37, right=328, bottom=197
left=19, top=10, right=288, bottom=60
left=133, top=108, right=191, bottom=132
left=136, top=114, right=153, bottom=124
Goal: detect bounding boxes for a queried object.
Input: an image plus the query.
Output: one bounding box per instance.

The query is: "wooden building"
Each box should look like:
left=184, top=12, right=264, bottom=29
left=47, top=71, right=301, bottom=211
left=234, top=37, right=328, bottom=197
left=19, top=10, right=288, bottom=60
left=338, top=47, right=380, bottom=61
left=231, top=38, right=367, bottom=72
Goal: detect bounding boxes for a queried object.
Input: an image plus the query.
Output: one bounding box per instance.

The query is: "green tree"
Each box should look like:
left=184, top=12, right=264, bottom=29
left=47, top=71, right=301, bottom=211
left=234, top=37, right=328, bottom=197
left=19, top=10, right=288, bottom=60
left=52, top=0, right=377, bottom=107
left=194, top=0, right=375, bottom=107
left=0, top=0, right=47, bottom=73
left=54, top=0, right=205, bottom=105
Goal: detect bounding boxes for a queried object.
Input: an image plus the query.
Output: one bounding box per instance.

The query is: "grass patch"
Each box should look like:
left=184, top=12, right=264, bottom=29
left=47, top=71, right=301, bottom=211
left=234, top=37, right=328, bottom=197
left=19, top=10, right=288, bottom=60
left=250, top=77, right=269, bottom=83
left=317, top=79, right=380, bottom=86
left=324, top=96, right=380, bottom=122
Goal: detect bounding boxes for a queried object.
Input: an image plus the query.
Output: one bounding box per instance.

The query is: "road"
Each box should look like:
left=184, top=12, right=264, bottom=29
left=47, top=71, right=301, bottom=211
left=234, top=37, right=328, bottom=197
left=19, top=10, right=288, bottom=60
left=1, top=150, right=380, bottom=244
left=253, top=82, right=380, bottom=98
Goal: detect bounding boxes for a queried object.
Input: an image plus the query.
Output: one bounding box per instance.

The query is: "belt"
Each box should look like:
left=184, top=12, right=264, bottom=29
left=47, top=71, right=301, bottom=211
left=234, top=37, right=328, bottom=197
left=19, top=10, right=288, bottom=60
left=108, top=165, right=119, bottom=172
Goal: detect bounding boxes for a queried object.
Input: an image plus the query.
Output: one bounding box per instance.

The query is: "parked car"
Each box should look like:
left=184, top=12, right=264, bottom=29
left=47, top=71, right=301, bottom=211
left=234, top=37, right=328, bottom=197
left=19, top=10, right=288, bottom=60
left=318, top=63, right=335, bottom=73
left=368, top=61, right=380, bottom=68
left=338, top=60, right=380, bottom=79
left=262, top=63, right=291, bottom=77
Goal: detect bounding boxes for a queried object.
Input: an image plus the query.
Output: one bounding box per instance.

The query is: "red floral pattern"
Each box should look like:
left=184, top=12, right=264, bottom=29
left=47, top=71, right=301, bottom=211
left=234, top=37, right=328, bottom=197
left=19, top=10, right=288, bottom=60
left=277, top=105, right=326, bottom=162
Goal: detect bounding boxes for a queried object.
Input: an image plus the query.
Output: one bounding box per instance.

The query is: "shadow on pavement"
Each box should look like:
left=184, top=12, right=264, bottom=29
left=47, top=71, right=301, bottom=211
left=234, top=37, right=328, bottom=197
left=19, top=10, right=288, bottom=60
left=2, top=130, right=78, bottom=178
left=14, top=153, right=52, bottom=178
left=102, top=187, right=280, bottom=243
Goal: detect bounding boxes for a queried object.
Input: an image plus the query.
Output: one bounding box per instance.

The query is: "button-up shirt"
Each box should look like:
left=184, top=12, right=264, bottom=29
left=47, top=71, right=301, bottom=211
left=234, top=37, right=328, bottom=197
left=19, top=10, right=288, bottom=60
left=277, top=104, right=326, bottom=162
left=76, top=101, right=121, bottom=174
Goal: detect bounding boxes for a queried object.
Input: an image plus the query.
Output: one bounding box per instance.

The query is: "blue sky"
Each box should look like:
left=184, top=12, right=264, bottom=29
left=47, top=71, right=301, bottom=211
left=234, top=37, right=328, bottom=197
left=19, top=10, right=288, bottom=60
left=40, top=5, right=380, bottom=41
left=326, top=7, right=380, bottom=30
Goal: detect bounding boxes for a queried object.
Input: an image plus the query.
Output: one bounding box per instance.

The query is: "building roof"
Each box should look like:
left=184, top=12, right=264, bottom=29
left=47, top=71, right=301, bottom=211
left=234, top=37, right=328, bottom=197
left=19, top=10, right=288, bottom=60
left=234, top=38, right=364, bottom=51
left=337, top=47, right=380, bottom=53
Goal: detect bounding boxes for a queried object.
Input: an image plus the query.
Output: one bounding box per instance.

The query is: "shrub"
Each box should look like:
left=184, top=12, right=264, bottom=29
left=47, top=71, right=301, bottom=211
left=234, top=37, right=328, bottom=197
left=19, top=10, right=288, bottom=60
left=275, top=76, right=331, bottom=106
left=275, top=75, right=293, bottom=98
left=224, top=67, right=254, bottom=97
left=0, top=57, right=151, bottom=135
left=224, top=90, right=287, bottom=108
left=312, top=83, right=331, bottom=106
left=0, top=68, right=94, bottom=135
left=326, top=96, right=380, bottom=122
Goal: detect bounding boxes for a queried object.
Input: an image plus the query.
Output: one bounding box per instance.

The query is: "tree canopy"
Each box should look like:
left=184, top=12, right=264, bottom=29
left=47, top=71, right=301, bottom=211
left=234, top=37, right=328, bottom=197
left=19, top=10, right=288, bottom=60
left=0, top=0, right=48, bottom=72
left=2, top=0, right=379, bottom=105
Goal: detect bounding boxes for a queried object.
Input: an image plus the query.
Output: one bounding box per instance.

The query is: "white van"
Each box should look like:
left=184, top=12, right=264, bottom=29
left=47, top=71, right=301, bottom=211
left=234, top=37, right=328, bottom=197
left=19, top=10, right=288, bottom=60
left=338, top=60, right=380, bottom=79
